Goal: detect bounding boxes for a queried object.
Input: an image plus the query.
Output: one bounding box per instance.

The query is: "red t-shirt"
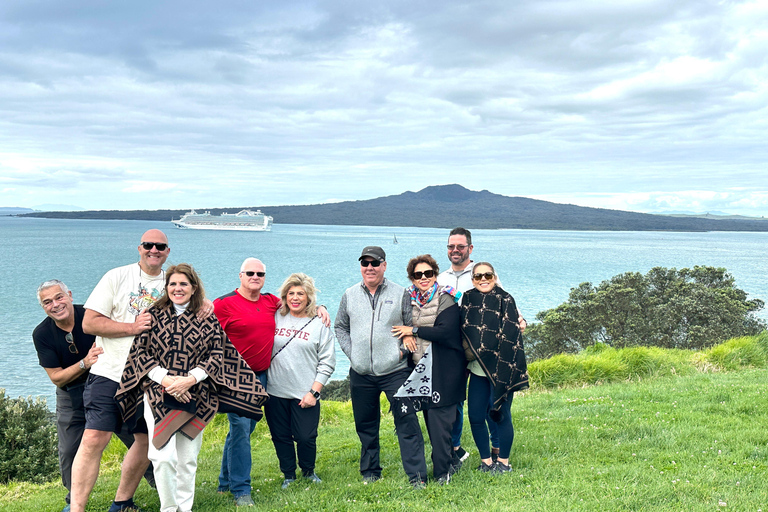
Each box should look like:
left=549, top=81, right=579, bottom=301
left=214, top=290, right=281, bottom=373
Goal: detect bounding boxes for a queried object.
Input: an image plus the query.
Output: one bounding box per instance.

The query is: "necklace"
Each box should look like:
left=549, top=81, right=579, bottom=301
left=137, top=263, right=165, bottom=296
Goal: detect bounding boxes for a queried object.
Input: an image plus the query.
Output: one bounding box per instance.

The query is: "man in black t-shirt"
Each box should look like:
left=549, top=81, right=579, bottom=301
left=33, top=279, right=154, bottom=512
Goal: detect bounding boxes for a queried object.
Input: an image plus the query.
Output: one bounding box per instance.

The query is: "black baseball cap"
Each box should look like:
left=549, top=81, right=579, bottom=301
left=359, top=246, right=386, bottom=262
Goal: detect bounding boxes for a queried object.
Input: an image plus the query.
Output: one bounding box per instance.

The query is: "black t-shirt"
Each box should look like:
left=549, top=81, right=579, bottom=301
left=32, top=304, right=96, bottom=388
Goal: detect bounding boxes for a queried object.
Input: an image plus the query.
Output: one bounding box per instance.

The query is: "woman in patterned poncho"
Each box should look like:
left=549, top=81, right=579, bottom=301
left=461, top=262, right=529, bottom=475
left=116, top=263, right=266, bottom=512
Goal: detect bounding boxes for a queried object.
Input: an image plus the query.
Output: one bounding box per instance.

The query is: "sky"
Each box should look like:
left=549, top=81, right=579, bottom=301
left=1, top=0, right=767, bottom=215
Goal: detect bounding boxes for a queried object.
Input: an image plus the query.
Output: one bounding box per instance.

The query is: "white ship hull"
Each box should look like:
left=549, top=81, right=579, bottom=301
left=172, top=210, right=273, bottom=231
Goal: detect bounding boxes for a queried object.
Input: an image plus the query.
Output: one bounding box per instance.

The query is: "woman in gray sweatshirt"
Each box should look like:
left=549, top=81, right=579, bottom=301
left=264, top=273, right=336, bottom=490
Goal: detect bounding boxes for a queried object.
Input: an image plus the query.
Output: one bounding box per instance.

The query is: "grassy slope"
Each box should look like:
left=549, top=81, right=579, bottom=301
left=3, top=337, right=768, bottom=511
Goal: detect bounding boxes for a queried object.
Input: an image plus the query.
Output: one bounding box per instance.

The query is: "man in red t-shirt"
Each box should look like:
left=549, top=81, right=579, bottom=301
left=214, top=258, right=277, bottom=507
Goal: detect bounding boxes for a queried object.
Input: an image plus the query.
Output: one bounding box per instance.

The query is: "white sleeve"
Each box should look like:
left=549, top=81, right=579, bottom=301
left=148, top=366, right=169, bottom=384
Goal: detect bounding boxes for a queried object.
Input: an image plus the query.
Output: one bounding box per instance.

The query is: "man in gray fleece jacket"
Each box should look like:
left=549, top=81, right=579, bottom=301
left=335, top=246, right=428, bottom=488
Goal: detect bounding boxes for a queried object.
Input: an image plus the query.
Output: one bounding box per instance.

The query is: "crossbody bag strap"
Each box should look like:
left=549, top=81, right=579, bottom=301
left=271, top=317, right=314, bottom=362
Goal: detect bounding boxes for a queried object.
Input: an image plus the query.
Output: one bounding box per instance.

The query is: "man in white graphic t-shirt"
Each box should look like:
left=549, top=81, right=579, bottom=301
left=70, top=229, right=169, bottom=512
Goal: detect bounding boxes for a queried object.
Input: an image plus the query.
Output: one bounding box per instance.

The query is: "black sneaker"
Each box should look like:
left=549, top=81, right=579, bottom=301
left=436, top=473, right=451, bottom=485
left=492, top=460, right=512, bottom=474
left=410, top=478, right=427, bottom=490
left=476, top=462, right=494, bottom=473
left=107, top=501, right=147, bottom=512
left=491, top=449, right=500, bottom=463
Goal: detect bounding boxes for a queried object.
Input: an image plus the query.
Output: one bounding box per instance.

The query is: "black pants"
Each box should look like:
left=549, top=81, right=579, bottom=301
left=264, top=396, right=320, bottom=479
left=423, top=405, right=456, bottom=479
left=350, top=368, right=427, bottom=483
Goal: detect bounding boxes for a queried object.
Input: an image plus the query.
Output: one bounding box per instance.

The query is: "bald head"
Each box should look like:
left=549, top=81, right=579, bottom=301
left=138, top=229, right=170, bottom=276
left=141, top=229, right=168, bottom=244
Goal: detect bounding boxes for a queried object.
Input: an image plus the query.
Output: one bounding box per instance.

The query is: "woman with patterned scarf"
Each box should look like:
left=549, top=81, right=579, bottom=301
left=460, top=261, right=529, bottom=475
left=391, top=254, right=466, bottom=486
left=116, top=263, right=267, bottom=512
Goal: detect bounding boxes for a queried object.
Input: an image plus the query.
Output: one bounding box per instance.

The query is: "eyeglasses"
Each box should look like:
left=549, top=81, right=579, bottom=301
left=65, top=332, right=78, bottom=354
left=447, top=244, right=469, bottom=251
left=360, top=260, right=382, bottom=267
left=472, top=272, right=495, bottom=281
left=412, top=270, right=436, bottom=279
left=141, top=242, right=168, bottom=251
left=243, top=271, right=266, bottom=277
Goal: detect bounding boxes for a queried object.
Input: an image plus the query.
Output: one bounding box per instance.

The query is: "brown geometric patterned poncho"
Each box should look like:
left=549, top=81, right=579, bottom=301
left=116, top=306, right=267, bottom=449
left=461, top=286, right=529, bottom=418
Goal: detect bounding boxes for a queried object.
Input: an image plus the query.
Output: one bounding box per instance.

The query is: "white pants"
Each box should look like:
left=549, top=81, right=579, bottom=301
left=144, top=395, right=203, bottom=512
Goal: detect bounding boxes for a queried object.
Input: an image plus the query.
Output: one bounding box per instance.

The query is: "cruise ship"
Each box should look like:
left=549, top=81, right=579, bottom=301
left=172, top=209, right=273, bottom=231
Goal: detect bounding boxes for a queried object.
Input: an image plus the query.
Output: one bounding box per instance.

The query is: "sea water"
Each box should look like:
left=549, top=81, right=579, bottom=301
left=1, top=215, right=766, bottom=408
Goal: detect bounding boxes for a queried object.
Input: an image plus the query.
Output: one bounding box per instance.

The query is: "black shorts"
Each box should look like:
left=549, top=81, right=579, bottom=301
left=83, top=374, right=147, bottom=434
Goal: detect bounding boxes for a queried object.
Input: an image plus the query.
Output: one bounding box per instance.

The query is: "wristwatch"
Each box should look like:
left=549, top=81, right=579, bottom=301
left=412, top=327, right=419, bottom=336
left=79, top=359, right=86, bottom=370
left=310, top=389, right=321, bottom=399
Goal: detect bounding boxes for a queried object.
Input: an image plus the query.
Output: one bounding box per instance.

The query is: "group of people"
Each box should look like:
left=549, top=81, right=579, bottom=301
left=32, top=226, right=528, bottom=512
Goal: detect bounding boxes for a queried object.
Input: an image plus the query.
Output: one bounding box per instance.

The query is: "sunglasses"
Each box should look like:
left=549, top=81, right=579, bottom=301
left=412, top=270, right=436, bottom=279
left=472, top=272, right=495, bottom=281
left=243, top=271, right=266, bottom=277
left=447, top=244, right=469, bottom=251
left=65, top=332, right=78, bottom=354
left=141, top=242, right=168, bottom=251
left=360, top=260, right=382, bottom=267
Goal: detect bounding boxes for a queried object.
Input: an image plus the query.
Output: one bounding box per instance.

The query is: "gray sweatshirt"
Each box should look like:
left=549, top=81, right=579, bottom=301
left=335, top=278, right=412, bottom=376
left=267, top=313, right=337, bottom=400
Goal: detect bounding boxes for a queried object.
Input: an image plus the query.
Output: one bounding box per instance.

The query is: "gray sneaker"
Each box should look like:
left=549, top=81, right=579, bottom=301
left=304, top=472, right=322, bottom=483
left=362, top=474, right=381, bottom=483
left=234, top=495, right=255, bottom=507
left=436, top=473, right=451, bottom=485
left=281, top=478, right=295, bottom=489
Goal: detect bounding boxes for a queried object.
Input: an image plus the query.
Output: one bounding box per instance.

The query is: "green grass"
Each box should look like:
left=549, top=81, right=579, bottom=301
left=4, top=333, right=768, bottom=511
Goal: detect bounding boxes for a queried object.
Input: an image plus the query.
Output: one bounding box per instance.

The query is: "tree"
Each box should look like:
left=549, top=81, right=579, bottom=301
left=525, top=266, right=765, bottom=360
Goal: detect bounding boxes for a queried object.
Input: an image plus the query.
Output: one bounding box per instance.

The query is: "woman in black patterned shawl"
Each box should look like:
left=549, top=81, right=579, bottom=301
left=116, top=263, right=266, bottom=512
left=460, top=262, right=529, bottom=475
left=391, top=255, right=465, bottom=485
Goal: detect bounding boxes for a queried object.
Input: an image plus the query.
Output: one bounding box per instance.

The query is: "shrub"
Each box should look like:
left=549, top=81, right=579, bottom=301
left=0, top=390, right=58, bottom=484
left=323, top=376, right=351, bottom=402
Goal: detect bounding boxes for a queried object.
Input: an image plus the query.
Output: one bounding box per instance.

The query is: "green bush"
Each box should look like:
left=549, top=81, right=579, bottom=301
left=323, top=376, right=351, bottom=402
left=0, top=390, right=58, bottom=484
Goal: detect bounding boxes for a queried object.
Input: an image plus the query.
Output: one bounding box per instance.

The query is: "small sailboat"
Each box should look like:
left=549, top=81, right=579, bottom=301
left=393, top=234, right=399, bottom=244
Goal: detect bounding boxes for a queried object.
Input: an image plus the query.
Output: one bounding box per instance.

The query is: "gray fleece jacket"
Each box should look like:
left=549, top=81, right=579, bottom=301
left=335, top=278, right=413, bottom=376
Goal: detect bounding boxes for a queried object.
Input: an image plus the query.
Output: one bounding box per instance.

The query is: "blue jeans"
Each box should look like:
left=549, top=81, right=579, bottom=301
left=218, top=372, right=266, bottom=497
left=467, top=373, right=514, bottom=460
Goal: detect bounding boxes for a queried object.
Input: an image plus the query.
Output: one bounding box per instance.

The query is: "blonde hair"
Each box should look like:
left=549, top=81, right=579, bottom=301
left=278, top=273, right=318, bottom=317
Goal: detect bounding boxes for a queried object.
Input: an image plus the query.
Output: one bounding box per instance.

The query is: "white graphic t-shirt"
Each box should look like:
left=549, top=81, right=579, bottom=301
left=84, top=263, right=165, bottom=382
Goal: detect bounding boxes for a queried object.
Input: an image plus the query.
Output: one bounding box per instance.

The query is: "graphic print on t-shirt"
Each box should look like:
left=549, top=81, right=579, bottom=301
left=128, top=283, right=163, bottom=315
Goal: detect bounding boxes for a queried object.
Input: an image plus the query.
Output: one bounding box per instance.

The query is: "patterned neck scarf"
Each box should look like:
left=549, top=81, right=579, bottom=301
left=408, top=283, right=460, bottom=308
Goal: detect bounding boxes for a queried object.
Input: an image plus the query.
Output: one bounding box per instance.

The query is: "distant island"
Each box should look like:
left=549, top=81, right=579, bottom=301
left=18, top=184, right=768, bottom=231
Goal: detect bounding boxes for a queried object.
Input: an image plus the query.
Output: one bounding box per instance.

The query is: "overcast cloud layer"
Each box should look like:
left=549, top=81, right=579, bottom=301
left=1, top=0, right=766, bottom=215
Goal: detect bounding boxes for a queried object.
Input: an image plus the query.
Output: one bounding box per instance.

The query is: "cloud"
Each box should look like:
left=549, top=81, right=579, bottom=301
left=0, top=0, right=766, bottom=214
